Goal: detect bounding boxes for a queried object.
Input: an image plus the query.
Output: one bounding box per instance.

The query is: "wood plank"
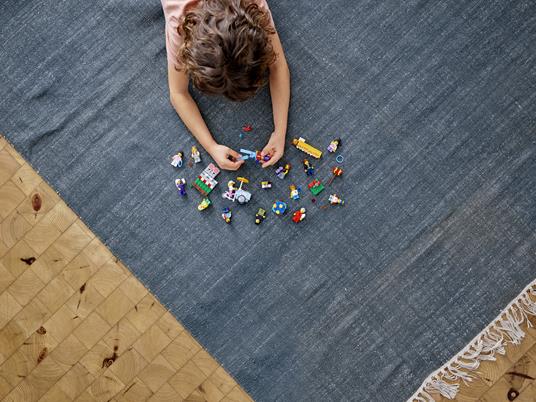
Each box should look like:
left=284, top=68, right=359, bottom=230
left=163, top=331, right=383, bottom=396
left=168, top=360, right=208, bottom=399
left=0, top=291, right=22, bottom=329
left=0, top=149, right=22, bottom=187
left=147, top=382, right=184, bottom=402
left=137, top=355, right=176, bottom=393
left=1, top=209, right=32, bottom=249
left=56, top=363, right=95, bottom=400
left=108, top=347, right=148, bottom=385
left=11, top=164, right=42, bottom=196
left=1, top=239, right=38, bottom=279
left=125, top=294, right=166, bottom=334
left=133, top=325, right=172, bottom=363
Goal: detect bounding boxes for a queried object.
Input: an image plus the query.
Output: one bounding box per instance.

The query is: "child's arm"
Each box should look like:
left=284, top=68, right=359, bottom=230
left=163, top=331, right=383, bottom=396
left=261, top=29, right=290, bottom=168
left=167, top=67, right=244, bottom=171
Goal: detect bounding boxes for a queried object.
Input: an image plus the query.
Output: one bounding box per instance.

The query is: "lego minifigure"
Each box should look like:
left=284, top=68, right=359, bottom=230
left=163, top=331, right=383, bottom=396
left=222, top=180, right=237, bottom=201
left=261, top=181, right=272, bottom=189
left=222, top=177, right=251, bottom=204
left=191, top=146, right=201, bottom=164
left=171, top=152, right=183, bottom=168
left=329, top=194, right=345, bottom=205
left=308, top=179, right=325, bottom=196
left=197, top=198, right=211, bottom=211
left=221, top=207, right=232, bottom=223
left=289, top=184, right=301, bottom=200
left=303, top=159, right=314, bottom=176
left=275, top=163, right=291, bottom=179
left=327, top=166, right=344, bottom=185
left=239, top=149, right=270, bottom=164
left=255, top=208, right=267, bottom=225
left=292, top=137, right=322, bottom=159
left=292, top=207, right=306, bottom=223
left=192, top=163, right=220, bottom=196
left=175, top=178, right=187, bottom=196
left=328, top=138, right=341, bottom=153
left=256, top=151, right=271, bottom=163
left=272, top=200, right=287, bottom=215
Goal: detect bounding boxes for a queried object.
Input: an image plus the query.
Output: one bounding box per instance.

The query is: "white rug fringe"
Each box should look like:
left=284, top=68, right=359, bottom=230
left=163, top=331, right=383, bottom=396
left=408, top=280, right=536, bottom=401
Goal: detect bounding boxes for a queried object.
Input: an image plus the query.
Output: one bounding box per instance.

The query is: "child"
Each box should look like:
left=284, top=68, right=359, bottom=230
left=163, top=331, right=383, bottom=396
left=162, top=0, right=290, bottom=171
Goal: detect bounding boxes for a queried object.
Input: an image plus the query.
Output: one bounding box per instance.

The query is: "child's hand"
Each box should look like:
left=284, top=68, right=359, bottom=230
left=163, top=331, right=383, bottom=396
left=261, top=131, right=285, bottom=168
left=208, top=144, right=244, bottom=171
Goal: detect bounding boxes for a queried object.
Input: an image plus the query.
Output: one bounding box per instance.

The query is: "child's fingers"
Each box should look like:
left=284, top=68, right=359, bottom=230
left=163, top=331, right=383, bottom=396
left=223, top=149, right=244, bottom=170
left=227, top=148, right=242, bottom=160
left=224, top=159, right=244, bottom=171
left=262, top=151, right=281, bottom=168
left=260, top=145, right=273, bottom=157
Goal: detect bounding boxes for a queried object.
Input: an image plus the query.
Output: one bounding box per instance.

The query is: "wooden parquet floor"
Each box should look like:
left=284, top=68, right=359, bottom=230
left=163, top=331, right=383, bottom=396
left=0, top=136, right=252, bottom=401
left=1, top=135, right=536, bottom=401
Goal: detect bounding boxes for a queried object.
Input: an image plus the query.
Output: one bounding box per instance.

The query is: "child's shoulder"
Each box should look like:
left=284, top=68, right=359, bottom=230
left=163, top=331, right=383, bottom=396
left=161, top=0, right=196, bottom=18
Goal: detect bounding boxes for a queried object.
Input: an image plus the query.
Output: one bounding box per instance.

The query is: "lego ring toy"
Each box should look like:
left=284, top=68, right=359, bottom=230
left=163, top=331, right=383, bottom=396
left=336, top=155, right=344, bottom=164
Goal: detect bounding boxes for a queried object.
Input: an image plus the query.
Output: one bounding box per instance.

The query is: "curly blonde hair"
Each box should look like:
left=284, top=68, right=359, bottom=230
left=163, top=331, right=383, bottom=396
left=179, top=0, right=276, bottom=101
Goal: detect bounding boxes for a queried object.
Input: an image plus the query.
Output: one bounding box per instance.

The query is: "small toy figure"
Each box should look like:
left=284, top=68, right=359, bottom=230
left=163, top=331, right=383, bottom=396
left=308, top=179, right=325, bottom=196
left=272, top=200, right=287, bottom=215
left=329, top=194, right=345, bottom=205
left=197, top=198, right=211, bottom=211
left=175, top=178, right=187, bottom=196
left=222, top=180, right=237, bottom=201
left=222, top=177, right=252, bottom=204
left=292, top=137, right=322, bottom=159
left=221, top=207, right=232, bottom=223
left=328, top=138, right=341, bottom=153
left=171, top=151, right=183, bottom=168
left=239, top=149, right=270, bottom=163
left=256, top=151, right=271, bottom=163
left=303, top=159, right=314, bottom=176
left=255, top=208, right=267, bottom=225
left=327, top=166, right=344, bottom=185
left=192, top=163, right=220, bottom=196
left=275, top=163, right=291, bottom=179
left=289, top=184, right=301, bottom=200
left=191, top=146, right=201, bottom=164
left=291, top=207, right=306, bottom=223
left=261, top=181, right=272, bottom=189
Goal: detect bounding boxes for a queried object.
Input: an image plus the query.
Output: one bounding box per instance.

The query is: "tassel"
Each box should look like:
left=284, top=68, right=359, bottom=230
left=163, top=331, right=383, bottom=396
left=426, top=379, right=459, bottom=399
left=408, top=282, right=536, bottom=402
left=413, top=389, right=436, bottom=402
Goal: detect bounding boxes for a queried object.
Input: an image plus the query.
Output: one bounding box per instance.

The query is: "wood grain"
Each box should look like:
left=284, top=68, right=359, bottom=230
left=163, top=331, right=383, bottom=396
left=0, top=139, right=253, bottom=402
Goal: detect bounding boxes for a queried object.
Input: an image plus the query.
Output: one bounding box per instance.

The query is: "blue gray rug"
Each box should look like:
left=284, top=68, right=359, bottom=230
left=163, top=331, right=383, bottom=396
left=1, top=0, right=535, bottom=400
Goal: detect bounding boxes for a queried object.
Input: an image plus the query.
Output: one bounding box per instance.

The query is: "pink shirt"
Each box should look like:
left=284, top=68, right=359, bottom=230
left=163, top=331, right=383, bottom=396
left=161, top=0, right=273, bottom=69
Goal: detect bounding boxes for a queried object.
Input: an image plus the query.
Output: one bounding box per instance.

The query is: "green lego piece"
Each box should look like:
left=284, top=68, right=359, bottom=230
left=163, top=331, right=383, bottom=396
left=193, top=178, right=212, bottom=195
left=310, top=183, right=324, bottom=196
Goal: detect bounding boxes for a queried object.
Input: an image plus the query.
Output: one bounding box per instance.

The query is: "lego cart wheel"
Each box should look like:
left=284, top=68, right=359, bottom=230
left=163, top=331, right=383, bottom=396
left=236, top=194, right=247, bottom=204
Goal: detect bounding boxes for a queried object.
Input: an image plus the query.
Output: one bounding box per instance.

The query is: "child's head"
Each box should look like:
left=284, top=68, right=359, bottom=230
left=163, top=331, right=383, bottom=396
left=179, top=0, right=276, bottom=102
